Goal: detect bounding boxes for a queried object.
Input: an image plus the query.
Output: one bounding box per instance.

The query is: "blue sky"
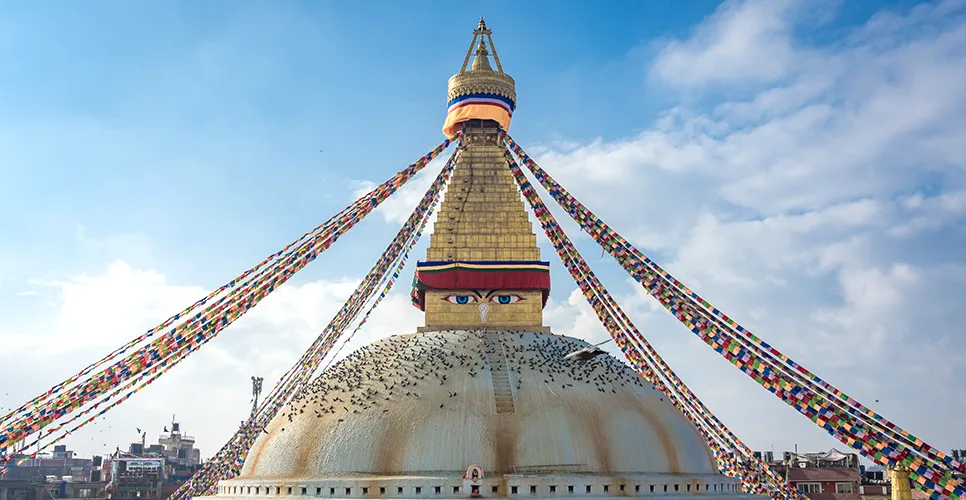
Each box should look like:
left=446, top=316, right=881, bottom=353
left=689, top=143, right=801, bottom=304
left=1, top=0, right=964, bottom=463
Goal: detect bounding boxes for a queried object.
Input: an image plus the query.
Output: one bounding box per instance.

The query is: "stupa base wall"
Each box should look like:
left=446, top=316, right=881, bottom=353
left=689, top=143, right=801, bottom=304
left=208, top=471, right=766, bottom=500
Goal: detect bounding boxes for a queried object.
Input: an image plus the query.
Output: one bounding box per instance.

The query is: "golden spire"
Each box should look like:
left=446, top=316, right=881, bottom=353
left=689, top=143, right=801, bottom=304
left=418, top=120, right=548, bottom=332
left=443, top=18, right=517, bottom=137
left=447, top=18, right=514, bottom=108
left=416, top=19, right=547, bottom=332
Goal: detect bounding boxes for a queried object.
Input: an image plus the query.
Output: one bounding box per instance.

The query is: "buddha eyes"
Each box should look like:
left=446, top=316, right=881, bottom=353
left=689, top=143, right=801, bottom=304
left=443, top=295, right=478, bottom=304
left=492, top=294, right=524, bottom=304
left=441, top=294, right=525, bottom=304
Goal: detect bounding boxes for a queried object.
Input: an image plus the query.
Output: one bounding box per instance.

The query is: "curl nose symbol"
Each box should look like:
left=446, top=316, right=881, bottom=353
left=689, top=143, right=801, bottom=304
left=478, top=303, right=489, bottom=324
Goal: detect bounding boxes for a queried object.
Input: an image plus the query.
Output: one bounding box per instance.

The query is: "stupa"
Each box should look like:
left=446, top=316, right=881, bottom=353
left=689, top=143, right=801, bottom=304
left=204, top=19, right=765, bottom=500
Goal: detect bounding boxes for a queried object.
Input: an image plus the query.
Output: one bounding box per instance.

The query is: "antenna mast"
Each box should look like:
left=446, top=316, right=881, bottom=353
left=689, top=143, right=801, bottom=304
left=250, top=376, right=264, bottom=416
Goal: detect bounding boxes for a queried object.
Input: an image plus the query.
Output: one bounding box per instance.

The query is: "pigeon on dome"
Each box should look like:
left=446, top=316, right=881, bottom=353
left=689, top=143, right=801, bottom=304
left=563, top=338, right=612, bottom=361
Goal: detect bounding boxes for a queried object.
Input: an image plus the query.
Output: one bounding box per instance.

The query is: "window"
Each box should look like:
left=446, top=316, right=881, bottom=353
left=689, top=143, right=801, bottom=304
left=380, top=488, right=386, bottom=495
left=549, top=485, right=556, bottom=493
left=398, top=487, right=403, bottom=494
left=511, top=486, right=518, bottom=494
left=568, top=486, right=574, bottom=494
left=836, top=483, right=854, bottom=494
left=492, top=486, right=499, bottom=494
left=797, top=483, right=822, bottom=494
left=650, top=485, right=655, bottom=493
left=362, top=488, right=369, bottom=495
left=345, top=488, right=351, bottom=496
left=687, top=484, right=691, bottom=492
left=316, top=488, right=321, bottom=495
left=529, top=485, right=536, bottom=494
left=301, top=487, right=307, bottom=495
left=329, top=488, right=335, bottom=495
left=585, top=486, right=591, bottom=494
left=453, top=487, right=460, bottom=494
left=674, top=484, right=679, bottom=492
left=287, top=487, right=293, bottom=495
left=620, top=485, right=625, bottom=493
left=434, top=487, right=441, bottom=495
left=603, top=485, right=609, bottom=493
left=663, top=485, right=668, bottom=492
left=415, top=487, right=422, bottom=495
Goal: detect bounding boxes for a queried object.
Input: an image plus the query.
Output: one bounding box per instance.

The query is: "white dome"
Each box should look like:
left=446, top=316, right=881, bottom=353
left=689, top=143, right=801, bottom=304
left=240, top=330, right=717, bottom=478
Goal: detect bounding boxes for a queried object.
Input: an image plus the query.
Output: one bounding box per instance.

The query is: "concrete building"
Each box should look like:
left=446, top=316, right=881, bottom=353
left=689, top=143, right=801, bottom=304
left=157, top=422, right=201, bottom=468
left=110, top=418, right=203, bottom=500
left=764, top=450, right=862, bottom=500
left=109, top=458, right=165, bottom=500
left=0, top=447, right=94, bottom=483
left=0, top=476, right=107, bottom=500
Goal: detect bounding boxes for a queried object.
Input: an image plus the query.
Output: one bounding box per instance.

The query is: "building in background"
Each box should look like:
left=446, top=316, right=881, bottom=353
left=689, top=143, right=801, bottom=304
left=2, top=418, right=204, bottom=500
left=106, top=418, right=203, bottom=500
left=157, top=420, right=201, bottom=468
left=0, top=446, right=94, bottom=483
left=858, top=465, right=890, bottom=500
left=109, top=458, right=165, bottom=500
left=0, top=446, right=107, bottom=500
left=757, top=449, right=862, bottom=500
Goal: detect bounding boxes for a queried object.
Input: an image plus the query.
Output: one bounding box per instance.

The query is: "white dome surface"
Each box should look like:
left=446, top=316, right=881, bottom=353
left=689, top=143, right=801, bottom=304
left=240, top=330, right=717, bottom=479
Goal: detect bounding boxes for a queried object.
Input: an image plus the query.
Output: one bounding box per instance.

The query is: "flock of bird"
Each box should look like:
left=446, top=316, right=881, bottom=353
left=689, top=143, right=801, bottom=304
left=269, top=329, right=657, bottom=433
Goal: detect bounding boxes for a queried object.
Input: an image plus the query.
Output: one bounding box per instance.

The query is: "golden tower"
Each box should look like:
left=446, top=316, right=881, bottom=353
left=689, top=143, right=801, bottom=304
left=412, top=18, right=551, bottom=332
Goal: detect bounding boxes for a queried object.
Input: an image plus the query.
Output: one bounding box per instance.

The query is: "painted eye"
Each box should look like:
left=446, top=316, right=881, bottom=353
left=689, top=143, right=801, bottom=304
left=443, top=295, right=477, bottom=304
left=491, top=294, right=524, bottom=304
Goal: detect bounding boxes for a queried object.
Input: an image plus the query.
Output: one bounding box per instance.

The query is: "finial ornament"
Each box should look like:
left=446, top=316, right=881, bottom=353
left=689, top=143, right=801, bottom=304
left=443, top=18, right=516, bottom=136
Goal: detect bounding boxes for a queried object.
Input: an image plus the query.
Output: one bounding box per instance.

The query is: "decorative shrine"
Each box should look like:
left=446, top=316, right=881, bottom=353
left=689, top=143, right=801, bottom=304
left=0, top=17, right=961, bottom=500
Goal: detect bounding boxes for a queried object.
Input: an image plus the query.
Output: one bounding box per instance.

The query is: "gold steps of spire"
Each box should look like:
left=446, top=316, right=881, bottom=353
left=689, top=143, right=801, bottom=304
left=423, top=116, right=544, bottom=329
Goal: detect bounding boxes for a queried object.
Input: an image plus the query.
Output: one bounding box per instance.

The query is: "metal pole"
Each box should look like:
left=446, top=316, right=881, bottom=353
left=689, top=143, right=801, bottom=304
left=251, top=376, right=263, bottom=417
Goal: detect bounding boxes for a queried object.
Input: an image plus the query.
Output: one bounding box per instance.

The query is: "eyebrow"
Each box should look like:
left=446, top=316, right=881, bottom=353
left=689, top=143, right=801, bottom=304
left=483, top=290, right=496, bottom=299
left=472, top=290, right=485, bottom=298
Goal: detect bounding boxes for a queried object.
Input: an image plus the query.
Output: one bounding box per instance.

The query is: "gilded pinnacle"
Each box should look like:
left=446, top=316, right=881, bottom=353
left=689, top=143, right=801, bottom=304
left=476, top=38, right=488, bottom=56
left=476, top=16, right=490, bottom=35
left=449, top=18, right=515, bottom=104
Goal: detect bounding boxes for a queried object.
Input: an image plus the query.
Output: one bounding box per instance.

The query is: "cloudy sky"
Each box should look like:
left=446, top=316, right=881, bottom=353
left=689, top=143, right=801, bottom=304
left=1, top=0, right=964, bottom=464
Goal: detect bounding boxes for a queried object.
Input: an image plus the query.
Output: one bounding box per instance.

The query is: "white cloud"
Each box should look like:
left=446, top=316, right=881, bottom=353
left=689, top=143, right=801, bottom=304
left=651, top=0, right=804, bottom=87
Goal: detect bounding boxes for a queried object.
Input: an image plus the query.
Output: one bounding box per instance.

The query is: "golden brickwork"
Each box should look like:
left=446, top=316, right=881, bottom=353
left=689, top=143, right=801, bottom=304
left=423, top=289, right=545, bottom=329
left=422, top=122, right=545, bottom=330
